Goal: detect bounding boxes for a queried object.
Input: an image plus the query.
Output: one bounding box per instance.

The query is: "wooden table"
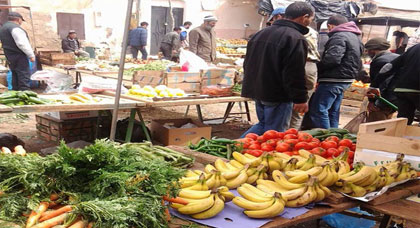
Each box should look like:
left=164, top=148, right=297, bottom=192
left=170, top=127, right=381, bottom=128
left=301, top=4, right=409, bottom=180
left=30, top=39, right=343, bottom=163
left=362, top=199, right=420, bottom=227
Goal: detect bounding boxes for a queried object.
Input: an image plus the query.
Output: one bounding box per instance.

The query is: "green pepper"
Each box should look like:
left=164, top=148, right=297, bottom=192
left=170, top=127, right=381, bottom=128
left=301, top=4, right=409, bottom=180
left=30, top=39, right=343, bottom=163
left=0, top=98, right=21, bottom=105
left=23, top=90, right=38, bottom=97
left=27, top=97, right=47, bottom=104
left=0, top=91, right=18, bottom=99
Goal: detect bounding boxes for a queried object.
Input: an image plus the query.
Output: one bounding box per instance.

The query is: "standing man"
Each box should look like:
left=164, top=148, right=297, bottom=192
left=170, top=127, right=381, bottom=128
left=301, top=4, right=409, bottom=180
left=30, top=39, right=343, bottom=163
left=309, top=15, right=363, bottom=129
left=61, top=30, right=90, bottom=57
left=160, top=27, right=182, bottom=60
left=241, top=2, right=314, bottom=135
left=180, top=21, right=192, bottom=48
left=289, top=26, right=321, bottom=129
left=128, top=22, right=148, bottom=60
left=0, top=12, right=35, bottom=91
left=364, top=37, right=399, bottom=122
left=189, top=16, right=217, bottom=63
left=266, top=7, right=286, bottom=26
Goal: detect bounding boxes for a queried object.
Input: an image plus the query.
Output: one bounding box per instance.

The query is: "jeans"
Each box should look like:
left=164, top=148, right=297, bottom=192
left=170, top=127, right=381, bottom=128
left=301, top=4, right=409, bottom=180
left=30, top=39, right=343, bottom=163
left=395, top=92, right=420, bottom=125
left=7, top=53, right=30, bottom=91
left=309, top=82, right=351, bottom=129
left=131, top=46, right=148, bottom=60
left=241, top=100, right=293, bottom=137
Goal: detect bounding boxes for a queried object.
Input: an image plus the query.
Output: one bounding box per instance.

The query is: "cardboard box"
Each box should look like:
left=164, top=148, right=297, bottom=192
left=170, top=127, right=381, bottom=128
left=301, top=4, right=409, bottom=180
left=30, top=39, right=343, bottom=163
left=354, top=118, right=420, bottom=170
left=151, top=118, right=211, bottom=146
left=132, top=70, right=165, bottom=87
left=165, top=72, right=201, bottom=93
left=201, top=68, right=236, bottom=87
left=45, top=111, right=98, bottom=120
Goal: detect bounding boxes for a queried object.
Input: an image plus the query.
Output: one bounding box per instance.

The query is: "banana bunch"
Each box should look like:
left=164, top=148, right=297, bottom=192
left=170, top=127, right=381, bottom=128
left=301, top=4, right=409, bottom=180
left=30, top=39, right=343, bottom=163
left=232, top=152, right=262, bottom=167
left=173, top=187, right=234, bottom=219
left=299, top=150, right=329, bottom=166
left=395, top=162, right=417, bottom=182
left=286, top=177, right=330, bottom=207
left=233, top=184, right=286, bottom=218
left=214, top=158, right=250, bottom=189
left=246, top=164, right=268, bottom=184
left=179, top=173, right=209, bottom=190
left=68, top=93, right=99, bottom=103
left=260, top=153, right=285, bottom=173
left=295, top=154, right=316, bottom=171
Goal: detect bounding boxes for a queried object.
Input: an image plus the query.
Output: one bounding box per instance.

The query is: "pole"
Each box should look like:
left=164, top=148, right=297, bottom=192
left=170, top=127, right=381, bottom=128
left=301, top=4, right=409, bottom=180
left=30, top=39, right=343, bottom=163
left=109, top=0, right=134, bottom=140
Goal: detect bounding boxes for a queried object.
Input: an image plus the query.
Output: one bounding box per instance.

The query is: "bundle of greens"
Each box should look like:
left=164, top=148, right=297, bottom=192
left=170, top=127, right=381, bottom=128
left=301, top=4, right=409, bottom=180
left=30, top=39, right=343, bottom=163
left=0, top=140, right=185, bottom=227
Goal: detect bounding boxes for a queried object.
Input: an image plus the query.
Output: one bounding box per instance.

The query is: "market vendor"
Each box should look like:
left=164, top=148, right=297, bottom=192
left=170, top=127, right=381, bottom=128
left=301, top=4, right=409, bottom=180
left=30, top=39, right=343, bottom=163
left=365, top=37, right=399, bottom=122
left=189, top=15, right=217, bottom=63
left=61, top=30, right=90, bottom=58
left=0, top=12, right=35, bottom=91
left=160, top=27, right=182, bottom=61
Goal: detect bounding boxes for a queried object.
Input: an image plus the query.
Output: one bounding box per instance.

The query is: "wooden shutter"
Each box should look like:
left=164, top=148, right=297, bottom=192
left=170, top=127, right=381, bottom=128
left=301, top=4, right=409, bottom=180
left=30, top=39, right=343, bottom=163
left=57, top=13, right=85, bottom=40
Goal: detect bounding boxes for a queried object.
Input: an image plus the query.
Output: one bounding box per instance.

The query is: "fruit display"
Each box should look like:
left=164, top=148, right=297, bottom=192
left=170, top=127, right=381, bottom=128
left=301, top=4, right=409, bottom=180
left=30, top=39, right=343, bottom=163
left=188, top=137, right=243, bottom=159
left=67, top=93, right=101, bottom=104
left=236, top=128, right=356, bottom=165
left=0, top=91, right=52, bottom=106
left=132, top=60, right=173, bottom=71
left=217, top=38, right=248, bottom=46
left=128, top=85, right=186, bottom=98
left=352, top=80, right=370, bottom=88
left=1, top=145, right=26, bottom=156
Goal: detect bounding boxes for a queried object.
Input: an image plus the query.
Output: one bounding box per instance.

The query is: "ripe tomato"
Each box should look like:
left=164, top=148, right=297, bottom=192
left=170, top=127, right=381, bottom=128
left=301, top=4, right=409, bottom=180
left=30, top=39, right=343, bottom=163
left=245, top=133, right=258, bottom=140
left=242, top=143, right=250, bottom=149
left=256, top=136, right=266, bottom=143
left=327, top=148, right=340, bottom=157
left=351, top=143, right=356, bottom=151
left=294, top=142, right=310, bottom=150
left=283, top=151, right=294, bottom=156
left=297, top=132, right=313, bottom=142
left=237, top=137, right=254, bottom=144
left=261, top=143, right=274, bottom=152
left=325, top=136, right=340, bottom=143
left=284, top=139, right=299, bottom=147
left=263, top=130, right=278, bottom=141
left=308, top=142, right=319, bottom=149
left=311, top=147, right=326, bottom=157
left=292, top=151, right=300, bottom=155
left=275, top=142, right=292, bottom=152
left=277, top=132, right=285, bottom=139
left=265, top=139, right=277, bottom=147
left=338, top=139, right=353, bottom=147
left=248, top=143, right=261, bottom=150
left=338, top=146, right=350, bottom=153
left=285, top=128, right=298, bottom=135
left=348, top=151, right=355, bottom=159
left=321, top=140, right=338, bottom=150
left=245, top=150, right=263, bottom=157
left=311, top=138, right=321, bottom=144
left=284, top=134, right=298, bottom=140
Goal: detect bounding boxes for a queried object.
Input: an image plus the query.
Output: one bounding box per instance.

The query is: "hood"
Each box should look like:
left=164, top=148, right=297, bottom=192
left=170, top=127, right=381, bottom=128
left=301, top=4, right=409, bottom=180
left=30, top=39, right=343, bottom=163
left=329, top=21, right=362, bottom=36
left=272, top=19, right=309, bottom=35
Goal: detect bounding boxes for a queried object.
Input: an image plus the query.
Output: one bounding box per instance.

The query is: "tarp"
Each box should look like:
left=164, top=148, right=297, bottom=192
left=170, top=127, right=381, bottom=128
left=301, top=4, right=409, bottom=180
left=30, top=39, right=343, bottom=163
left=352, top=16, right=420, bottom=28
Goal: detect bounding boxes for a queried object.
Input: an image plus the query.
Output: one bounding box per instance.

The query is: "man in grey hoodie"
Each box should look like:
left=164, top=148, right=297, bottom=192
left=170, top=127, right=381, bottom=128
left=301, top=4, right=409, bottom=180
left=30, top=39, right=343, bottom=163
left=309, top=15, right=363, bottom=129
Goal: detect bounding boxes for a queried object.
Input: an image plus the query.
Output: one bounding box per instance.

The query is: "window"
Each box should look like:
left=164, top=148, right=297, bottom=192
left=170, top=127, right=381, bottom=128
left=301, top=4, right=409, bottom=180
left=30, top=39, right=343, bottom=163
left=56, top=12, right=85, bottom=40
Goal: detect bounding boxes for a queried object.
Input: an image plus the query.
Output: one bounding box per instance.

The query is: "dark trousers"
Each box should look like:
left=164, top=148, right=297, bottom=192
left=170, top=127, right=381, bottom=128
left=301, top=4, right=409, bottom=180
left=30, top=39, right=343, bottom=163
left=160, top=43, right=172, bottom=60
left=7, top=53, right=30, bottom=91
left=395, top=92, right=420, bottom=125
left=131, top=46, right=147, bottom=60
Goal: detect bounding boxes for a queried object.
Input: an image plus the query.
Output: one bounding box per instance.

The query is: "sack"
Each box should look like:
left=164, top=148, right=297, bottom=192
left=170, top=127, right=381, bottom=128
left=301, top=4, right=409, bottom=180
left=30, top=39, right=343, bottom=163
left=179, top=49, right=208, bottom=72
left=31, top=70, right=74, bottom=93
left=78, top=76, right=128, bottom=94
left=343, top=111, right=367, bottom=134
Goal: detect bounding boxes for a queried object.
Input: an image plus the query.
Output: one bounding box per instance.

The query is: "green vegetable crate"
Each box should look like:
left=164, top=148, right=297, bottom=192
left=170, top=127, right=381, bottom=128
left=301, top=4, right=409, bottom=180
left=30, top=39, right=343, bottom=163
left=36, top=114, right=97, bottom=143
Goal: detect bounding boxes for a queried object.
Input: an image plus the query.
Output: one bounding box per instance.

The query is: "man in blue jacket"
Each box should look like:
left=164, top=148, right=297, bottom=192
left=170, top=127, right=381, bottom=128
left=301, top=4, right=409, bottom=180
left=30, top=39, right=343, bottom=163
left=129, top=22, right=148, bottom=60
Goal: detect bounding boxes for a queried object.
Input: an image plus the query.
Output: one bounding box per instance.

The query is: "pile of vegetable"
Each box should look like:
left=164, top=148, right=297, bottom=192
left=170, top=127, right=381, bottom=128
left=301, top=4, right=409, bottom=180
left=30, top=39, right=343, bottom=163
left=188, top=137, right=242, bottom=159
left=0, top=140, right=185, bottom=227
left=123, top=142, right=194, bottom=168
left=236, top=128, right=356, bottom=165
left=304, top=128, right=357, bottom=143
left=0, top=91, right=51, bottom=106
left=128, top=85, right=186, bottom=98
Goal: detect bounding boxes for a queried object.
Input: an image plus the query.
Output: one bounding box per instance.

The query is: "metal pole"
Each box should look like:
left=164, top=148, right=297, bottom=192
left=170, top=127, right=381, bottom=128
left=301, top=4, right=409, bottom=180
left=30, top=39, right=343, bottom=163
left=28, top=8, right=37, bottom=50
left=109, top=0, right=134, bottom=140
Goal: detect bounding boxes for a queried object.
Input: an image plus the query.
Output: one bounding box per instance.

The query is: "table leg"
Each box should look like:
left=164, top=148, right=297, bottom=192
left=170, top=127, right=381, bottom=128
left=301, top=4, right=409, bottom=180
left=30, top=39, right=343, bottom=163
left=379, top=214, right=391, bottom=228
left=184, top=105, right=190, bottom=117
left=244, top=101, right=251, bottom=121
left=222, top=102, right=235, bottom=124
left=76, top=72, right=82, bottom=84
left=125, top=109, right=136, bottom=142
left=196, top=105, right=203, bottom=122
left=136, top=108, right=152, bottom=142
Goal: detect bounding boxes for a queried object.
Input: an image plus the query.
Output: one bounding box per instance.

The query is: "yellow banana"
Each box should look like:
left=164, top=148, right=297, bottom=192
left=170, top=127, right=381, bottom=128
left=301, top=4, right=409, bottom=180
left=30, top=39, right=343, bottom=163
left=286, top=167, right=323, bottom=177
left=244, top=194, right=285, bottom=218
left=244, top=153, right=257, bottom=159
left=215, top=159, right=234, bottom=172
left=178, top=189, right=211, bottom=199
left=272, top=170, right=304, bottom=190
left=219, top=175, right=227, bottom=186
left=336, top=160, right=351, bottom=175
left=178, top=194, right=215, bottom=215
left=288, top=174, right=310, bottom=184
left=314, top=182, right=326, bottom=202
left=298, top=154, right=316, bottom=171
left=229, top=160, right=244, bottom=169
left=226, top=165, right=249, bottom=189
left=219, top=190, right=235, bottom=202
left=283, top=158, right=298, bottom=171
left=286, top=186, right=317, bottom=207
left=273, top=152, right=291, bottom=160
left=246, top=173, right=259, bottom=184
left=185, top=170, right=200, bottom=177
left=191, top=194, right=224, bottom=219
left=268, top=157, right=282, bottom=173
left=226, top=163, right=240, bottom=171
left=356, top=171, right=377, bottom=187
left=232, top=152, right=262, bottom=167
left=319, top=184, right=332, bottom=196
left=233, top=197, right=275, bottom=210
left=334, top=181, right=353, bottom=194
left=256, top=179, right=288, bottom=193
left=206, top=173, right=216, bottom=189
left=205, top=164, right=217, bottom=174
left=242, top=183, right=274, bottom=198
left=222, top=169, right=241, bottom=180
left=281, top=187, right=307, bottom=201
left=341, top=166, right=377, bottom=184
left=237, top=186, right=273, bottom=202
left=171, top=203, right=186, bottom=209
left=349, top=183, right=366, bottom=197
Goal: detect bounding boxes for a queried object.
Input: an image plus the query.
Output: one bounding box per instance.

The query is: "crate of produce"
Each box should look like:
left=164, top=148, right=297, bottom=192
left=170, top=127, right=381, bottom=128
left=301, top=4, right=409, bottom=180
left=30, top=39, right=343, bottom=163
left=39, top=52, right=76, bottom=66
left=200, top=68, right=236, bottom=87
left=165, top=72, right=201, bottom=93
left=36, top=114, right=97, bottom=143
left=355, top=118, right=420, bottom=170
left=343, top=86, right=367, bottom=101
left=132, top=70, right=165, bottom=87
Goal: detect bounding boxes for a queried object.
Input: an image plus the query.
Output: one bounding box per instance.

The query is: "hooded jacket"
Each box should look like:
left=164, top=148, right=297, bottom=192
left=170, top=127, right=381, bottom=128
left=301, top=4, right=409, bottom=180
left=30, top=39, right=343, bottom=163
left=241, top=20, right=309, bottom=104
left=318, top=22, right=363, bottom=83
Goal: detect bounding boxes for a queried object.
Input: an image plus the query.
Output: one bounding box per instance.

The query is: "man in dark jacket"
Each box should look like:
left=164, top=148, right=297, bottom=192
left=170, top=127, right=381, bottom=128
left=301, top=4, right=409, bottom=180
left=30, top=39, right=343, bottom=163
left=160, top=27, right=182, bottom=60
left=0, top=12, right=35, bottom=91
left=241, top=2, right=314, bottom=136
left=61, top=30, right=90, bottom=57
left=309, top=15, right=363, bottom=129
left=129, top=22, right=148, bottom=60
left=364, top=37, right=399, bottom=122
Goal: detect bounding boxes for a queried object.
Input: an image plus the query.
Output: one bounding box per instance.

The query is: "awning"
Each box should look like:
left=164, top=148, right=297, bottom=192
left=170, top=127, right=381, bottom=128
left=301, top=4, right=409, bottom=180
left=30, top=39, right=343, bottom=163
left=352, top=16, right=420, bottom=28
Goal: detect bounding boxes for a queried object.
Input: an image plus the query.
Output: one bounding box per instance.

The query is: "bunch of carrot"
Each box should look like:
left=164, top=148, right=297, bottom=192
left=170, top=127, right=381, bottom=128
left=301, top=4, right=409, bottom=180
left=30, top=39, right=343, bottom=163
left=25, top=194, right=93, bottom=228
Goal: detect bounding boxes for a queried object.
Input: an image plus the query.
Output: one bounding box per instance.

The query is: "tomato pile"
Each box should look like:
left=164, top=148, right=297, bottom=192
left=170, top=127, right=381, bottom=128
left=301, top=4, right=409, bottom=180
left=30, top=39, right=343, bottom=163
left=236, top=128, right=355, bottom=164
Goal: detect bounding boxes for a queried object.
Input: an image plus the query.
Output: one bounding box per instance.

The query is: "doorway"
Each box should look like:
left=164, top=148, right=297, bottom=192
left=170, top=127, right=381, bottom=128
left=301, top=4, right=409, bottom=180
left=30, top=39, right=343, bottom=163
left=150, top=6, right=184, bottom=55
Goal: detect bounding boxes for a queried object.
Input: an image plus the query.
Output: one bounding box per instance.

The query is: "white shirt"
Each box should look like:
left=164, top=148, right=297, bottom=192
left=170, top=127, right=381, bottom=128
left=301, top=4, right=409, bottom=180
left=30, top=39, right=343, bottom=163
left=11, top=27, right=35, bottom=59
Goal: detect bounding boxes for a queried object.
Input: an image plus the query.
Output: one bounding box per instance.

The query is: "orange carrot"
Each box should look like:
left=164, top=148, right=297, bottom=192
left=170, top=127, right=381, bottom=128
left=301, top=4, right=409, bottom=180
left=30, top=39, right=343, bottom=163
left=162, top=196, right=189, bottom=205
left=39, top=205, right=72, bottom=222
left=31, top=212, right=69, bottom=228
left=68, top=220, right=87, bottom=228
left=162, top=199, right=171, bottom=221
left=50, top=193, right=59, bottom=201
left=26, top=202, right=49, bottom=228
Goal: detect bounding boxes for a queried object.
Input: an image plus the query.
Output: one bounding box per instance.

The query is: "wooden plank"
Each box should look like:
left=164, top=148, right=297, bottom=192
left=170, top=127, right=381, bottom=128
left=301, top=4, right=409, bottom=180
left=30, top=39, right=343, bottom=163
left=0, top=104, right=13, bottom=113
left=324, top=191, right=349, bottom=205
left=357, top=133, right=420, bottom=156
left=150, top=96, right=251, bottom=107
left=362, top=199, right=420, bottom=224
left=341, top=99, right=362, bottom=107
left=261, top=201, right=359, bottom=228
left=166, top=145, right=228, bottom=165
left=358, top=118, right=408, bottom=136
left=366, top=179, right=420, bottom=206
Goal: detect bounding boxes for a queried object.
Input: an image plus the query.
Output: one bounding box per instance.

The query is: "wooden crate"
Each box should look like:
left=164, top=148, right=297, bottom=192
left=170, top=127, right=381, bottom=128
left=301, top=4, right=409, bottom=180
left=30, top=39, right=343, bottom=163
left=343, top=86, right=367, bottom=101
left=165, top=72, right=201, bottom=93
left=132, top=70, right=165, bottom=87
left=200, top=68, right=236, bottom=87
left=39, top=52, right=76, bottom=66
left=355, top=118, right=420, bottom=169
left=36, top=114, right=97, bottom=143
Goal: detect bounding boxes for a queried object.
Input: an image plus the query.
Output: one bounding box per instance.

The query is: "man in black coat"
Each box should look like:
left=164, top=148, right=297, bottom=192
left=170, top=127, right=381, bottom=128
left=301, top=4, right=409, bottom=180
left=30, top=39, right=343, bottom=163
left=241, top=2, right=314, bottom=135
left=309, top=15, right=363, bottom=129
left=61, top=30, right=90, bottom=57
left=364, top=37, right=399, bottom=122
